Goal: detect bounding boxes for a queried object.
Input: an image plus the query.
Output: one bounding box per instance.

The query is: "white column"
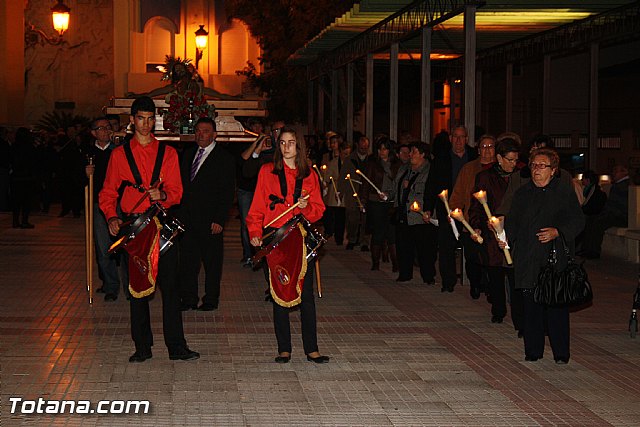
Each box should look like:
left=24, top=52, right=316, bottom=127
left=421, top=27, right=432, bottom=144
left=506, top=63, right=513, bottom=132
left=366, top=54, right=374, bottom=142
left=542, top=54, right=551, bottom=135
left=589, top=43, right=599, bottom=170
left=390, top=42, right=399, bottom=141
left=347, top=62, right=354, bottom=141
left=463, top=5, right=477, bottom=137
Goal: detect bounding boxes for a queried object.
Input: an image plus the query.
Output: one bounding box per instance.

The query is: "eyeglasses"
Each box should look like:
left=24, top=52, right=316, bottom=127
left=502, top=156, right=518, bottom=163
left=92, top=126, right=112, bottom=131
left=480, top=144, right=494, bottom=149
left=529, top=162, right=552, bottom=170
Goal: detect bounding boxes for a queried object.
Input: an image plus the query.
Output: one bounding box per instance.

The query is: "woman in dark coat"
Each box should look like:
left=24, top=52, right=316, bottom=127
left=504, top=148, right=585, bottom=364
left=361, top=137, right=401, bottom=271
left=469, top=138, right=523, bottom=333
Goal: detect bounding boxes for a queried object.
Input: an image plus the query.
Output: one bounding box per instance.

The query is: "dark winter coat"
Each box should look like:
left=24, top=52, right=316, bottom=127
left=505, top=176, right=585, bottom=289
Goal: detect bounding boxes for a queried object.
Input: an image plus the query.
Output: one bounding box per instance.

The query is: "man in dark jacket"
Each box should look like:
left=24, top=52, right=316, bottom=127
left=580, top=165, right=630, bottom=259
left=177, top=118, right=235, bottom=311
left=425, top=126, right=478, bottom=292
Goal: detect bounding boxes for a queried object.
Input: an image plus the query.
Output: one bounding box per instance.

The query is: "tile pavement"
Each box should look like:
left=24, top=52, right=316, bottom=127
left=1, top=208, right=640, bottom=426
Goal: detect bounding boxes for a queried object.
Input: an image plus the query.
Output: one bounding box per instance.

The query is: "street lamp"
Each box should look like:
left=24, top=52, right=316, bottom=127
left=194, top=25, right=209, bottom=69
left=25, top=0, right=71, bottom=48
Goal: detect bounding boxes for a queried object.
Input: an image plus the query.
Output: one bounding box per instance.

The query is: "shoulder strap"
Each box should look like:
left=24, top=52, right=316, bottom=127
left=123, top=143, right=142, bottom=186
left=151, top=142, right=166, bottom=185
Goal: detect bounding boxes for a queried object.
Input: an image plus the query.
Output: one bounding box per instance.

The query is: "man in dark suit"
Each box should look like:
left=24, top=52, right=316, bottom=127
left=425, top=126, right=478, bottom=292
left=178, top=117, right=235, bottom=311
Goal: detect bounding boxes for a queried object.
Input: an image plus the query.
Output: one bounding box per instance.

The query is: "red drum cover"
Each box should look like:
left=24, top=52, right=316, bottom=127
left=266, top=223, right=308, bottom=307
left=126, top=217, right=161, bottom=298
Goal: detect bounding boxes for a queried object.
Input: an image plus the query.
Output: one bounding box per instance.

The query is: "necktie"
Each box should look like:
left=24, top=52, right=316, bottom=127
left=190, top=148, right=205, bottom=181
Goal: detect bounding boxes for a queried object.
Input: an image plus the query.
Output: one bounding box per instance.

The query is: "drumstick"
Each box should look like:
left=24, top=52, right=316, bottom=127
left=315, top=259, right=323, bottom=298
left=264, top=195, right=310, bottom=229
left=128, top=179, right=161, bottom=214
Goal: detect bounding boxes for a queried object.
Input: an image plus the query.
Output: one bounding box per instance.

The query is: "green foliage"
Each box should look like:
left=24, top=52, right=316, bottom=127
left=227, top=0, right=355, bottom=123
left=35, top=111, right=92, bottom=133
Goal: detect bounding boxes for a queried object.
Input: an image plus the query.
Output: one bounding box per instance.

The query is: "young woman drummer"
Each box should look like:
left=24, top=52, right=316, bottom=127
left=245, top=127, right=330, bottom=364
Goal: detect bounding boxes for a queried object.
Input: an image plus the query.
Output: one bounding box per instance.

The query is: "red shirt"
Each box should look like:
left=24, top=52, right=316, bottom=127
left=246, top=162, right=325, bottom=239
left=99, top=136, right=182, bottom=220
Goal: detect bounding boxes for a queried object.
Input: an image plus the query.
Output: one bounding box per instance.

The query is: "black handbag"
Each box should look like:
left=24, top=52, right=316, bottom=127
left=533, top=233, right=593, bottom=307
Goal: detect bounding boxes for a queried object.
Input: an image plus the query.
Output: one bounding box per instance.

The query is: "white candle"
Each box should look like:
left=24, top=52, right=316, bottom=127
left=438, top=189, right=451, bottom=214
left=451, top=208, right=483, bottom=244
left=473, top=190, right=492, bottom=219
left=489, top=216, right=512, bottom=265
left=355, top=169, right=386, bottom=200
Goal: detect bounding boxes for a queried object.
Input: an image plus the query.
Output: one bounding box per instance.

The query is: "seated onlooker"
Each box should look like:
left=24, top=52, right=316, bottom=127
left=579, top=165, right=630, bottom=259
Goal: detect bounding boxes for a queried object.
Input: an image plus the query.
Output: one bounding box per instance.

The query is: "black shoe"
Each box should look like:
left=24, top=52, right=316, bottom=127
left=525, top=355, right=542, bottom=362
left=306, top=355, right=330, bottom=364
left=20, top=223, right=35, bottom=229
left=517, top=330, right=524, bottom=338
left=274, top=355, right=291, bottom=363
left=554, top=357, right=569, bottom=365
left=181, top=302, right=198, bottom=311
left=197, top=303, right=218, bottom=311
left=441, top=285, right=454, bottom=293
left=360, top=245, right=369, bottom=252
left=96, top=286, right=106, bottom=294
left=423, top=279, right=435, bottom=286
left=371, top=263, right=380, bottom=271
left=242, top=259, right=253, bottom=268
left=129, top=350, right=152, bottom=363
left=491, top=315, right=504, bottom=324
left=396, top=277, right=412, bottom=282
left=169, top=347, right=200, bottom=361
left=345, top=243, right=355, bottom=250
left=104, top=293, right=117, bottom=302
left=470, top=288, right=481, bottom=300
left=12, top=223, right=20, bottom=228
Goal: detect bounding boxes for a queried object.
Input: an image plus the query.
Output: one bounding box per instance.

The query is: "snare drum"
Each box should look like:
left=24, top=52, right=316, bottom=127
left=108, top=203, right=185, bottom=256
left=251, top=214, right=326, bottom=264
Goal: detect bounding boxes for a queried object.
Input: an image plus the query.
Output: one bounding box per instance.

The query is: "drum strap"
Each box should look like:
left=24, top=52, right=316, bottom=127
left=269, top=169, right=303, bottom=210
left=122, top=141, right=166, bottom=192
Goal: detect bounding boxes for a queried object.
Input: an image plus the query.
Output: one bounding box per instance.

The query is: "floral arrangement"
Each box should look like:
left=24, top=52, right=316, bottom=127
left=158, top=56, right=216, bottom=133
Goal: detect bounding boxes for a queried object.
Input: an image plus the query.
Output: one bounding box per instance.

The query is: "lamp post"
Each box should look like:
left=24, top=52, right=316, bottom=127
left=25, top=0, right=71, bottom=48
left=194, top=25, right=209, bottom=70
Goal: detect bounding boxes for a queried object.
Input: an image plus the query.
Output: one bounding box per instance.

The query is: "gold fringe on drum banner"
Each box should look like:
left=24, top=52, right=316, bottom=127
left=126, top=217, right=162, bottom=298
left=266, top=224, right=308, bottom=308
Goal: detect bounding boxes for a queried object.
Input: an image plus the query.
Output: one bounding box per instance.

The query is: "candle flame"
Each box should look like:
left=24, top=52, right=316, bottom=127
left=346, top=173, right=351, bottom=178
left=353, top=193, right=358, bottom=197
left=411, top=201, right=420, bottom=211
left=321, top=165, right=327, bottom=170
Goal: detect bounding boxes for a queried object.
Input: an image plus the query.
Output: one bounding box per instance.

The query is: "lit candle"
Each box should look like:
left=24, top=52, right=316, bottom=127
left=346, top=174, right=364, bottom=210
left=489, top=216, right=512, bottom=265
left=312, top=164, right=324, bottom=183
left=438, top=189, right=451, bottom=214
left=355, top=169, right=387, bottom=201
left=473, top=190, right=492, bottom=219
left=410, top=200, right=425, bottom=216
left=329, top=176, right=341, bottom=204
left=450, top=208, right=483, bottom=244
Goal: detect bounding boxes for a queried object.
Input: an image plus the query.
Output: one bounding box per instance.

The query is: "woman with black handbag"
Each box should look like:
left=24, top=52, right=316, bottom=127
left=504, top=148, right=584, bottom=364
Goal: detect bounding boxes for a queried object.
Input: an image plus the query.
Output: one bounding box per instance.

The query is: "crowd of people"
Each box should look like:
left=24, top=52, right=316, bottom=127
left=1, top=100, right=635, bottom=366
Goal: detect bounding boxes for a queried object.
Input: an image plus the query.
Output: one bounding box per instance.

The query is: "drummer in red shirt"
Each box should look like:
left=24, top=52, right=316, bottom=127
left=99, top=96, right=199, bottom=363
left=246, top=127, right=330, bottom=364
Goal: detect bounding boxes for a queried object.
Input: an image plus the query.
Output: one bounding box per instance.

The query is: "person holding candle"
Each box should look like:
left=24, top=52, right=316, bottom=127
left=323, top=139, right=351, bottom=246
left=341, top=136, right=371, bottom=251
left=469, top=138, right=524, bottom=333
left=246, top=127, right=329, bottom=364
left=320, top=132, right=342, bottom=241
left=425, top=126, right=478, bottom=293
left=391, top=142, right=437, bottom=284
left=503, top=148, right=584, bottom=364
left=449, top=134, right=497, bottom=299
left=361, top=137, right=402, bottom=271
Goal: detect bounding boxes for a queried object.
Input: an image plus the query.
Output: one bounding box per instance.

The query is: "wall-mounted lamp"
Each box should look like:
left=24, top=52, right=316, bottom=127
left=25, top=0, right=71, bottom=48
left=194, top=25, right=209, bottom=69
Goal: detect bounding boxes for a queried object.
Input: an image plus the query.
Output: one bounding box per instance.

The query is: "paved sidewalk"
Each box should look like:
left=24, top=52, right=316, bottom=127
left=1, top=209, right=640, bottom=426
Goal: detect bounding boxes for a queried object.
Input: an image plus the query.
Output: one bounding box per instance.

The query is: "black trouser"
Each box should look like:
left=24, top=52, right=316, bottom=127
left=460, top=232, right=483, bottom=291
left=273, top=260, right=318, bottom=355
left=581, top=212, right=627, bottom=256
left=522, top=289, right=569, bottom=360
left=327, top=206, right=346, bottom=245
left=10, top=180, right=34, bottom=225
left=129, top=244, right=187, bottom=353
left=486, top=267, right=523, bottom=328
left=368, top=201, right=395, bottom=245
left=396, top=223, right=437, bottom=281
left=437, top=223, right=459, bottom=288
left=179, top=229, right=224, bottom=307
